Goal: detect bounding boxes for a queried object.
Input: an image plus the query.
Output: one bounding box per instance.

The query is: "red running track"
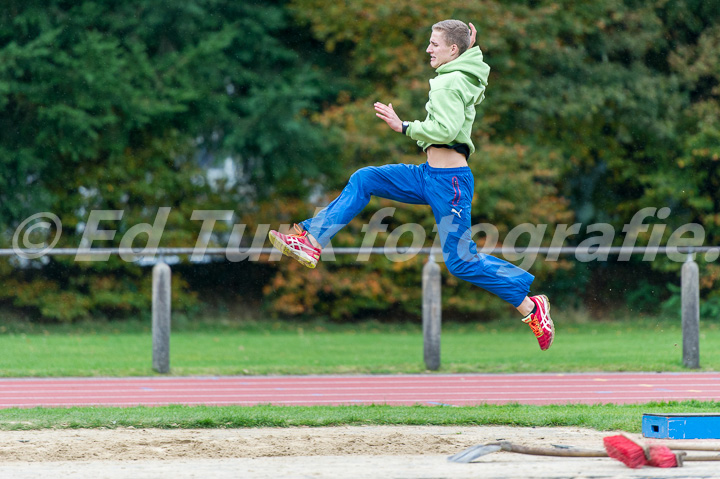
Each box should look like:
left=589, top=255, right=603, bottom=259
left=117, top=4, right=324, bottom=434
left=0, top=373, right=719, bottom=408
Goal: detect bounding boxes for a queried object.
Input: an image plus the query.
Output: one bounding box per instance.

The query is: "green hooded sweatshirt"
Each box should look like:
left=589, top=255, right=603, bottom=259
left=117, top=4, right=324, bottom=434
left=404, top=46, right=490, bottom=158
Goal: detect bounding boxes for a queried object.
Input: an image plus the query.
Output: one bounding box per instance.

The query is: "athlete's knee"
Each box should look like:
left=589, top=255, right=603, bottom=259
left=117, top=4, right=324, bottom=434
left=348, top=167, right=378, bottom=193
left=349, top=166, right=376, bottom=182
left=444, top=254, right=475, bottom=280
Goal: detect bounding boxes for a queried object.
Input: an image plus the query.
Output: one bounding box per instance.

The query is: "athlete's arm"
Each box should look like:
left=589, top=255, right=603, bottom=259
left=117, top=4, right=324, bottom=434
left=404, top=88, right=465, bottom=144
left=373, top=102, right=403, bottom=132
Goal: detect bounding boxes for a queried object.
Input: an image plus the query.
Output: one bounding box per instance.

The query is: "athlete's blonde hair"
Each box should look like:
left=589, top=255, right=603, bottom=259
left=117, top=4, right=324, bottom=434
left=432, top=20, right=471, bottom=55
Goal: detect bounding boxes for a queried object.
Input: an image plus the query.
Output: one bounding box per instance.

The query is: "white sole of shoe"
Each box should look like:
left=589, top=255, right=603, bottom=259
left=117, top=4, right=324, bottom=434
left=268, top=232, right=318, bottom=269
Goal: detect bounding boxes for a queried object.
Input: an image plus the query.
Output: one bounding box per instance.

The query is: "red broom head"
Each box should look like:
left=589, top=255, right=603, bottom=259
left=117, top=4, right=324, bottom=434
left=647, top=445, right=681, bottom=468
left=603, top=435, right=647, bottom=468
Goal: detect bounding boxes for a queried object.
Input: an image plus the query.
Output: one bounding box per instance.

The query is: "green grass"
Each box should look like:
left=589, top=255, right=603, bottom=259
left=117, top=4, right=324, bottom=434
left=1, top=315, right=718, bottom=432
left=2, top=401, right=719, bottom=432
left=0, top=316, right=719, bottom=376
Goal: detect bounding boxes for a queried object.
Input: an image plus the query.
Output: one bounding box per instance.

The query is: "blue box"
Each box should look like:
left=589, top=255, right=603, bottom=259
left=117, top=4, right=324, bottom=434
left=643, top=413, right=720, bottom=439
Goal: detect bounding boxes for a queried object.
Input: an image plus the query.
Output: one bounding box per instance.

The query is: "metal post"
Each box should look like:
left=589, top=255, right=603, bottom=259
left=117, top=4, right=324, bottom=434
left=152, top=261, right=172, bottom=374
left=681, top=254, right=700, bottom=369
left=422, top=252, right=442, bottom=371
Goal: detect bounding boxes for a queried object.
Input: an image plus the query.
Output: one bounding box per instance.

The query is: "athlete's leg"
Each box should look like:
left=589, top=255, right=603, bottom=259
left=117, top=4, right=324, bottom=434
left=423, top=164, right=554, bottom=349
left=298, top=163, right=427, bottom=248
left=423, top=165, right=534, bottom=307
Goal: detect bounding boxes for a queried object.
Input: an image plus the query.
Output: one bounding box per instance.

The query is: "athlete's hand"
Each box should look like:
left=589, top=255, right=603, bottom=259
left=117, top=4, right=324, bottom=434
left=469, top=22, right=477, bottom=48
left=374, top=102, right=402, bottom=133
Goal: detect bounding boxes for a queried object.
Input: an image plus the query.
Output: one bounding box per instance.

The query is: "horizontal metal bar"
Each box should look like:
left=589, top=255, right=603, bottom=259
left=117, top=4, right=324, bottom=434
left=0, top=246, right=716, bottom=257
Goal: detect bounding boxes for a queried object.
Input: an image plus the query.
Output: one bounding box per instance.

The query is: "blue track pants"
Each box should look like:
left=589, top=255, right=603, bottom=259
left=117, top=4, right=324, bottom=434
left=299, top=162, right=534, bottom=307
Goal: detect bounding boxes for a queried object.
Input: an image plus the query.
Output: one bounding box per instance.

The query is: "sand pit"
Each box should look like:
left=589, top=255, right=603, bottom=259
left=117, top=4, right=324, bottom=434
left=0, top=425, right=716, bottom=478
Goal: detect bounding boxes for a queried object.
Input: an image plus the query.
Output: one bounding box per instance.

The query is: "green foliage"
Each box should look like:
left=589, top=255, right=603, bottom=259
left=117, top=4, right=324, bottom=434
left=0, top=0, right=342, bottom=226
left=270, top=0, right=720, bottom=320
left=1, top=0, right=720, bottom=322
left=0, top=0, right=342, bottom=321
left=625, top=279, right=664, bottom=314
left=662, top=282, right=720, bottom=322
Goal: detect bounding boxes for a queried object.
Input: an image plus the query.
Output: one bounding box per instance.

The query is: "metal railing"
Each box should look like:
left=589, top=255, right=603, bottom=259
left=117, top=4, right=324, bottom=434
left=0, top=245, right=708, bottom=373
left=1, top=245, right=715, bottom=256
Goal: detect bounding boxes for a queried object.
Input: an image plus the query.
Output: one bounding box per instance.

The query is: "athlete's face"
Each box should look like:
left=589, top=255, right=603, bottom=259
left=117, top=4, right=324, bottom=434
left=427, top=30, right=457, bottom=68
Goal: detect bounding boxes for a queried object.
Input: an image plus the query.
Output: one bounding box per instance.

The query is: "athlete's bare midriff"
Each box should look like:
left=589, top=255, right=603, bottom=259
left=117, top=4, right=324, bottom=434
left=426, top=146, right=468, bottom=168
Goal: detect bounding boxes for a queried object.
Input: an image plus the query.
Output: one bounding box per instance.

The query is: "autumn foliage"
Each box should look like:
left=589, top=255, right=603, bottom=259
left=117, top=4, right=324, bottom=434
left=2, top=0, right=720, bottom=321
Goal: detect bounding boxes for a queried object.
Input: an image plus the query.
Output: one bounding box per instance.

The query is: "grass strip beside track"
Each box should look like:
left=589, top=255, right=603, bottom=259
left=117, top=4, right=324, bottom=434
left=1, top=401, right=719, bottom=432
left=1, top=317, right=719, bottom=376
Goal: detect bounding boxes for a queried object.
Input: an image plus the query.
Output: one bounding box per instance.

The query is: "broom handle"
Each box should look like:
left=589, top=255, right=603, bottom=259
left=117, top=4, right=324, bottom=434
left=489, top=441, right=720, bottom=460
left=668, top=445, right=720, bottom=452
left=619, top=434, right=720, bottom=453
left=496, top=442, right=607, bottom=458
left=684, top=455, right=720, bottom=461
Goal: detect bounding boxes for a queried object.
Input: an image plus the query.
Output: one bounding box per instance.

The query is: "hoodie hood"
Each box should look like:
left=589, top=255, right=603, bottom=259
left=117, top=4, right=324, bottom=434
left=435, top=47, right=490, bottom=105
left=403, top=46, right=491, bottom=158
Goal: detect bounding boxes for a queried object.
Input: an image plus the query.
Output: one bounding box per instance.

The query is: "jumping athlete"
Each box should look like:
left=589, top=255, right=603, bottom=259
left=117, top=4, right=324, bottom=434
left=269, top=20, right=554, bottom=350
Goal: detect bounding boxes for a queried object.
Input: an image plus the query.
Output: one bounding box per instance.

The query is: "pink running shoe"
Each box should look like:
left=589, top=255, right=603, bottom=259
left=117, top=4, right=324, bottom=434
left=522, top=294, right=555, bottom=351
left=268, top=225, right=321, bottom=269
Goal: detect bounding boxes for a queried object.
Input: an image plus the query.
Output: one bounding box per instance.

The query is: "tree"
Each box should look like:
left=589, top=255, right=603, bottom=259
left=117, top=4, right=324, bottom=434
left=267, top=0, right=720, bottom=319
left=0, top=0, right=344, bottom=321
